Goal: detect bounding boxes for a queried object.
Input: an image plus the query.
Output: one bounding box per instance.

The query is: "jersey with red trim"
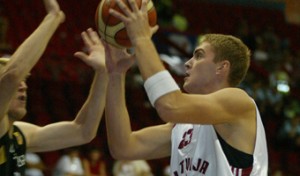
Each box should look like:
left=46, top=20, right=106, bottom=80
left=170, top=101, right=268, bottom=176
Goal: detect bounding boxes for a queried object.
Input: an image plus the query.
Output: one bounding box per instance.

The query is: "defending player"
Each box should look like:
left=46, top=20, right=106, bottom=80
left=0, top=0, right=107, bottom=174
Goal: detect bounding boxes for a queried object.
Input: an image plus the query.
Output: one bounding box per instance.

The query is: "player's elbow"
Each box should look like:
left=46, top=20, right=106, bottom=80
left=82, top=133, right=96, bottom=144
left=76, top=126, right=97, bottom=144
left=155, top=99, right=179, bottom=122
left=81, top=128, right=97, bottom=143
left=109, top=145, right=133, bottom=160
left=109, top=149, right=126, bottom=160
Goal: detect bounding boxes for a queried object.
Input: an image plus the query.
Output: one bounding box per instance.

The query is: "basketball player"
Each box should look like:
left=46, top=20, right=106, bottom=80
left=0, top=0, right=108, bottom=175
left=104, top=0, right=268, bottom=175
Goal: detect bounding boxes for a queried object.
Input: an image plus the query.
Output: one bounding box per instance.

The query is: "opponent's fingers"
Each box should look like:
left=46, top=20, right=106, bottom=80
left=81, top=31, right=93, bottom=48
left=87, top=28, right=101, bottom=45
left=43, top=0, right=60, bottom=15
left=74, top=52, right=88, bottom=62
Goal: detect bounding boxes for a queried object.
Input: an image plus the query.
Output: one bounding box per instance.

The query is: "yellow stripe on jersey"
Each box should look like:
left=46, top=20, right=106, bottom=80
left=0, top=146, right=7, bottom=164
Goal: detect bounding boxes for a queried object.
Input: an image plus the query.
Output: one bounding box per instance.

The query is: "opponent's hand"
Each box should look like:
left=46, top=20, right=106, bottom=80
left=43, top=0, right=60, bottom=14
left=43, top=0, right=65, bottom=23
left=104, top=43, right=135, bottom=75
left=109, top=0, right=157, bottom=46
left=74, top=28, right=106, bottom=72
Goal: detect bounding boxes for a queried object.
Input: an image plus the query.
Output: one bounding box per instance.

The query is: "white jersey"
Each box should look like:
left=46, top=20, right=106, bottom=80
left=170, top=101, right=268, bottom=176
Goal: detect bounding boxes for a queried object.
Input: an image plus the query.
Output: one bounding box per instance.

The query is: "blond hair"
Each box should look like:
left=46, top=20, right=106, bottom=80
left=199, top=34, right=251, bottom=86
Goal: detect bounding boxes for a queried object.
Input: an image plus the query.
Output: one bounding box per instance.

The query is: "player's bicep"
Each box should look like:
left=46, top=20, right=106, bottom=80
left=156, top=88, right=253, bottom=124
left=16, top=121, right=85, bottom=152
left=13, top=122, right=41, bottom=148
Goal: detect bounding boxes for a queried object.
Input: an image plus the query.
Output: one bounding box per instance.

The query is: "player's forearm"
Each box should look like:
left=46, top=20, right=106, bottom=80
left=73, top=71, right=108, bottom=142
left=135, top=38, right=165, bottom=80
left=0, top=12, right=64, bottom=128
left=105, top=73, right=135, bottom=159
left=8, top=12, right=63, bottom=82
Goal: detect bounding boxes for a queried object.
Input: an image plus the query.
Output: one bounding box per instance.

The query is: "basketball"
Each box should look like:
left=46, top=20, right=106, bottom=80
left=95, top=0, right=157, bottom=48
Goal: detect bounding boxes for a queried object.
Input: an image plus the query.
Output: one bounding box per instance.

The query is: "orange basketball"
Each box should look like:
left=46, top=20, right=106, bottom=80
left=95, top=0, right=157, bottom=48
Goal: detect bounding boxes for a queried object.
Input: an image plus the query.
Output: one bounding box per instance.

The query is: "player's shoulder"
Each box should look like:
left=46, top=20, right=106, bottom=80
left=216, top=88, right=255, bottom=110
left=219, top=87, right=248, bottom=94
left=215, top=87, right=252, bottom=100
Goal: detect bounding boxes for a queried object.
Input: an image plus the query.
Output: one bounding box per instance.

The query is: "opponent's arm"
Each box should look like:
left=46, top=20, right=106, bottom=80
left=0, top=0, right=64, bottom=137
left=15, top=29, right=108, bottom=152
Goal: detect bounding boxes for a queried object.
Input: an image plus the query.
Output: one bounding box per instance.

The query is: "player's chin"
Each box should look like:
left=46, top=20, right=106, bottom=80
left=182, top=82, right=189, bottom=93
left=14, top=108, right=27, bottom=120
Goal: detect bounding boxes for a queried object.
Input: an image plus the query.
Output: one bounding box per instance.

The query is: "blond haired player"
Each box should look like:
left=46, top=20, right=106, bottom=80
left=0, top=0, right=108, bottom=175
left=104, top=0, right=268, bottom=175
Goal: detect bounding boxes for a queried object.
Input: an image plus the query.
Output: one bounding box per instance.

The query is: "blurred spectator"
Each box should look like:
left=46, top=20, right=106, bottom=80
left=252, top=36, right=269, bottom=65
left=162, top=165, right=170, bottom=176
left=52, top=147, right=84, bottom=176
left=112, top=160, right=153, bottom=176
left=82, top=147, right=107, bottom=176
left=25, top=152, right=45, bottom=176
left=277, top=113, right=300, bottom=151
left=269, top=64, right=290, bottom=95
left=262, top=26, right=282, bottom=62
left=285, top=0, right=300, bottom=25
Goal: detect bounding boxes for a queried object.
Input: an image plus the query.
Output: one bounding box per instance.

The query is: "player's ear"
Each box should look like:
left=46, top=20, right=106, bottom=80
left=216, top=60, right=230, bottom=74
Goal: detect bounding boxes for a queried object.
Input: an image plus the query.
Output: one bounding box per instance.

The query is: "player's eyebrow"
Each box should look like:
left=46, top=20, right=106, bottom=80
left=193, top=48, right=205, bottom=56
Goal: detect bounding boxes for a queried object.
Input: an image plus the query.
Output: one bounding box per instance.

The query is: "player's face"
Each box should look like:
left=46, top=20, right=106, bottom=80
left=8, top=80, right=28, bottom=121
left=183, top=42, right=219, bottom=94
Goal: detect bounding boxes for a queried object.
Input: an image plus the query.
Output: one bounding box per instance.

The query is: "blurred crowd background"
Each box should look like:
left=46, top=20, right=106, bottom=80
left=0, top=0, right=300, bottom=175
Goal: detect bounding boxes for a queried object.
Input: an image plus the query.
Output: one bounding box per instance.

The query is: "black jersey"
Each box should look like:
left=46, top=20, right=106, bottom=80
left=0, top=125, right=27, bottom=176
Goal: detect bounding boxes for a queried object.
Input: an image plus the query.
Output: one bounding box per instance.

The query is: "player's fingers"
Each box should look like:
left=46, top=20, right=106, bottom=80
left=74, top=52, right=88, bottom=61
left=140, top=0, right=148, bottom=13
left=109, top=9, right=128, bottom=23
left=81, top=31, right=93, bottom=47
left=87, top=28, right=101, bottom=45
left=115, top=0, right=132, bottom=17
left=128, top=0, right=139, bottom=12
left=150, top=25, right=159, bottom=36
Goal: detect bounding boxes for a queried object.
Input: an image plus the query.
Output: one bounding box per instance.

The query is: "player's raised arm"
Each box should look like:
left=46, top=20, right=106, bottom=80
left=15, top=28, right=108, bottom=152
left=104, top=41, right=172, bottom=160
left=0, top=0, right=64, bottom=138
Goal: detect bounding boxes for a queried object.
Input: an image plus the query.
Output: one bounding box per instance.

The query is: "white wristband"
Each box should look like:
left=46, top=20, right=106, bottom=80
left=144, top=70, right=180, bottom=106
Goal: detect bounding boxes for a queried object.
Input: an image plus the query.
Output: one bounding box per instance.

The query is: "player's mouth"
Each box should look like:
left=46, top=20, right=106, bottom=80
left=18, top=95, right=27, bottom=102
left=184, top=72, right=190, bottom=80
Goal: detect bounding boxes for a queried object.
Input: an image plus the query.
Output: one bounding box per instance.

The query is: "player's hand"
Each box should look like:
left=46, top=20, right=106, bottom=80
left=104, top=43, right=135, bottom=75
left=74, top=28, right=106, bottom=73
left=109, top=0, right=153, bottom=46
left=43, top=0, right=65, bottom=23
left=43, top=0, right=60, bottom=14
